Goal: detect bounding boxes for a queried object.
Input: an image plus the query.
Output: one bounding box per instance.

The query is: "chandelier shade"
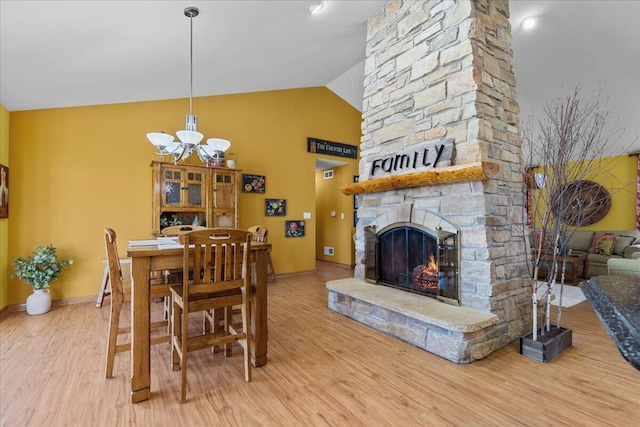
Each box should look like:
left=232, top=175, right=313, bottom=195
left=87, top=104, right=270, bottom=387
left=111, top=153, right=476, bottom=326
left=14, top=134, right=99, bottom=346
left=146, top=6, right=231, bottom=166
left=146, top=132, right=174, bottom=150
left=176, top=130, right=204, bottom=145
left=207, top=138, right=231, bottom=152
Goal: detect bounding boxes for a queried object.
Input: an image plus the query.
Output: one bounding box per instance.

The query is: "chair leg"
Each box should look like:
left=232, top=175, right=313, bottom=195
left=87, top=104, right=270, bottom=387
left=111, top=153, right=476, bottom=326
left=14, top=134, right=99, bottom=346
left=180, top=306, right=189, bottom=403
left=97, top=264, right=111, bottom=308
left=242, top=303, right=252, bottom=382
left=207, top=309, right=227, bottom=354
left=163, top=296, right=171, bottom=334
left=267, top=251, right=276, bottom=283
left=203, top=309, right=213, bottom=334
left=224, top=307, right=233, bottom=357
left=104, top=294, right=121, bottom=379
left=171, top=299, right=181, bottom=372
left=203, top=309, right=218, bottom=354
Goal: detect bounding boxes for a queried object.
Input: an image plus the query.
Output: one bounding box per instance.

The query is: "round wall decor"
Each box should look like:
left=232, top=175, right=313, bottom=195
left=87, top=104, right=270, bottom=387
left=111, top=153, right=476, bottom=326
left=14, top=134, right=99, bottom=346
left=551, top=180, right=611, bottom=226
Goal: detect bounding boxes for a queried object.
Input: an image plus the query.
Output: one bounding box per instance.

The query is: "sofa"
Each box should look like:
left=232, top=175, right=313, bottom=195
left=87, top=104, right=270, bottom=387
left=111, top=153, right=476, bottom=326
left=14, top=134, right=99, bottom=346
left=608, top=252, right=640, bottom=277
left=531, top=229, right=640, bottom=279
left=564, top=230, right=640, bottom=278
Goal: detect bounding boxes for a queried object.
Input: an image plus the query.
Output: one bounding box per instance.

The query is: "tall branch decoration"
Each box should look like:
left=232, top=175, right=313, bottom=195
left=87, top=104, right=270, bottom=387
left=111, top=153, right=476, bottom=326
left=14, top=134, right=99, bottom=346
left=522, top=87, right=625, bottom=343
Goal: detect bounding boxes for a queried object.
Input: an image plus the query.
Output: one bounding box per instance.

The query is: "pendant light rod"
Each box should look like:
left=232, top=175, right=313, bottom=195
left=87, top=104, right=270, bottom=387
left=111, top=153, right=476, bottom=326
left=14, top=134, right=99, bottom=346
left=184, top=7, right=199, bottom=131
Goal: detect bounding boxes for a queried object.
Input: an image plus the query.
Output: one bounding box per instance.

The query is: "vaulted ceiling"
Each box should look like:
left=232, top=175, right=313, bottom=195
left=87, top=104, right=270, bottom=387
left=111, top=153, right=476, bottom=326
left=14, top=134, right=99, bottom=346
left=1, top=1, right=638, bottom=153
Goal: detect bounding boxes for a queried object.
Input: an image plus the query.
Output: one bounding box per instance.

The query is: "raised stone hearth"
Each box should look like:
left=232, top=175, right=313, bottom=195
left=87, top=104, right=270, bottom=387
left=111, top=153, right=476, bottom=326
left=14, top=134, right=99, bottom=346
left=327, top=278, right=499, bottom=362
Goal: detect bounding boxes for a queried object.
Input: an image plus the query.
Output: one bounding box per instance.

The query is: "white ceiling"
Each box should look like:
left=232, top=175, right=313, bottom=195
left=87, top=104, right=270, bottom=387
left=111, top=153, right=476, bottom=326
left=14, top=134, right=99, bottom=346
left=0, top=0, right=387, bottom=111
left=510, top=0, right=640, bottom=155
left=1, top=1, right=639, bottom=153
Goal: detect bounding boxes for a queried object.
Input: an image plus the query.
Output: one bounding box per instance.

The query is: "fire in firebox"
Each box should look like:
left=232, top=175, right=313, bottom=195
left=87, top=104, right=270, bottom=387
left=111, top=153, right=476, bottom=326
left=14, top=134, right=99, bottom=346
left=411, top=254, right=439, bottom=292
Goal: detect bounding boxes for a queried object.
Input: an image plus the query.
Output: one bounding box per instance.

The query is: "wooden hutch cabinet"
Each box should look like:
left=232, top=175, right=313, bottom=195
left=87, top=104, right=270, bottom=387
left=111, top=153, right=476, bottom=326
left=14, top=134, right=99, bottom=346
left=151, top=161, right=240, bottom=236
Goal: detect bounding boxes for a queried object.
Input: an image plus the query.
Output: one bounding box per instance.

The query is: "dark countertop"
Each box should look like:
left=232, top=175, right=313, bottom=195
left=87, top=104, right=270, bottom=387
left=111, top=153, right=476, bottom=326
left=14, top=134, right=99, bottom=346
left=579, top=275, right=640, bottom=371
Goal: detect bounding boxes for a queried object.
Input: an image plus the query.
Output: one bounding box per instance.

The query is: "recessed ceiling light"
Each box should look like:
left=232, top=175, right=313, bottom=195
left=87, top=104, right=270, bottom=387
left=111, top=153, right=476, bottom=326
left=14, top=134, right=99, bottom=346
left=522, top=17, right=536, bottom=30
left=309, top=2, right=325, bottom=15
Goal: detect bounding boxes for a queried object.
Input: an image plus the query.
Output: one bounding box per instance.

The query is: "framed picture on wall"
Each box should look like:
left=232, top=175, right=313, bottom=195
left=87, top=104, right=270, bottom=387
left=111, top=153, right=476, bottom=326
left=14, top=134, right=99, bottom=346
left=265, top=198, right=286, bottom=216
left=285, top=220, right=305, bottom=237
left=0, top=164, right=8, bottom=219
left=242, top=174, right=266, bottom=193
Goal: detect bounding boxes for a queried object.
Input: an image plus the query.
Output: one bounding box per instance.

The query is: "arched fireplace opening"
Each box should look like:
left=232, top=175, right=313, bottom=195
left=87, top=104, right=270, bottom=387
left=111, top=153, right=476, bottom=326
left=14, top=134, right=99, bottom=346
left=364, top=224, right=459, bottom=304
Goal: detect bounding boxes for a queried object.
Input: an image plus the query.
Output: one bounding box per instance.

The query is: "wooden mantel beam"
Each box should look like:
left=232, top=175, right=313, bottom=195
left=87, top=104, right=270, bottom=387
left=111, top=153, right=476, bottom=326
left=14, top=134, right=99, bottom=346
left=340, top=162, right=500, bottom=196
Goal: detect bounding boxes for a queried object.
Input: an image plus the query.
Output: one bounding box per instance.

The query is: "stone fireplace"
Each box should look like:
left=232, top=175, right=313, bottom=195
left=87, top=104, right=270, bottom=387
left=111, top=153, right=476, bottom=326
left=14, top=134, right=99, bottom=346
left=327, top=0, right=531, bottom=363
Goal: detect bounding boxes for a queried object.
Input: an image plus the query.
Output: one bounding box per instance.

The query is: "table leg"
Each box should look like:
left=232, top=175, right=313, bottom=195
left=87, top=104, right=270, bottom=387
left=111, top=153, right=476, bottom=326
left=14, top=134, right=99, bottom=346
left=583, top=258, right=590, bottom=280
left=131, top=256, right=151, bottom=403
left=251, top=249, right=268, bottom=367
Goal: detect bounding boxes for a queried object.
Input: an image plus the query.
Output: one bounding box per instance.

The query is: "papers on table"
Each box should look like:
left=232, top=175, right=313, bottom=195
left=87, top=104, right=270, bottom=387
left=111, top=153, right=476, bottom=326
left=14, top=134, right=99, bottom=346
left=157, top=243, right=184, bottom=250
left=129, top=237, right=180, bottom=249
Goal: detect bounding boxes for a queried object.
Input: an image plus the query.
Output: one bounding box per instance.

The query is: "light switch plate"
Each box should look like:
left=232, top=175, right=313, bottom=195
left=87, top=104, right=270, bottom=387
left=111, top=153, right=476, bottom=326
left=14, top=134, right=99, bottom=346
left=303, top=212, right=311, bottom=219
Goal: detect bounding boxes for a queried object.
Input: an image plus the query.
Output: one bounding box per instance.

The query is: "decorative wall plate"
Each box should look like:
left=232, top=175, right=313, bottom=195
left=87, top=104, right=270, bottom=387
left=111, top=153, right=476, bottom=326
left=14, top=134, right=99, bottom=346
left=551, top=180, right=611, bottom=226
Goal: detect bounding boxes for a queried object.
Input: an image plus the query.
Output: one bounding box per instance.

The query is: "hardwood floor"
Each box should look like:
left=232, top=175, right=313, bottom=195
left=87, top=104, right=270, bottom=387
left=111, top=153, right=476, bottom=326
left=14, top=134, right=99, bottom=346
left=1, top=261, right=639, bottom=426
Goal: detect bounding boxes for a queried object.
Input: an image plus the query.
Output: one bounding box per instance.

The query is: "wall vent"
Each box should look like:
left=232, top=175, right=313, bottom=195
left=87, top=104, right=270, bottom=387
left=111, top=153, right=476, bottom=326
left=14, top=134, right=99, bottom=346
left=324, top=247, right=334, bottom=256
left=323, top=170, right=334, bottom=179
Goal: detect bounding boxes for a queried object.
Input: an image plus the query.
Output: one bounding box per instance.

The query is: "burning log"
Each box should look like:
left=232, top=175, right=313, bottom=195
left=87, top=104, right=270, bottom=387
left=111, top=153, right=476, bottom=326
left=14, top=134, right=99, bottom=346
left=411, top=254, right=439, bottom=291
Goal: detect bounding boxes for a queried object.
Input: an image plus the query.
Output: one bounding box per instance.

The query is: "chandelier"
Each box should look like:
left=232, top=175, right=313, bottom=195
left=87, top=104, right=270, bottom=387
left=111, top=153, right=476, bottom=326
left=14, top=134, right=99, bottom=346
left=146, top=7, right=231, bottom=166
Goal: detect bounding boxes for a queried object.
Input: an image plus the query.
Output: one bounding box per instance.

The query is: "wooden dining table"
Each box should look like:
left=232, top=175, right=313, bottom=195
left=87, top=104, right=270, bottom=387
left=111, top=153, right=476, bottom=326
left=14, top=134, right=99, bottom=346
left=126, top=240, right=271, bottom=403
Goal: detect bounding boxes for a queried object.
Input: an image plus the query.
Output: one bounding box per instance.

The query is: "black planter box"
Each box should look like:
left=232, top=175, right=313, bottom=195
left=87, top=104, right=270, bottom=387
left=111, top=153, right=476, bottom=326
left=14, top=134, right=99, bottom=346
left=520, top=326, right=572, bottom=362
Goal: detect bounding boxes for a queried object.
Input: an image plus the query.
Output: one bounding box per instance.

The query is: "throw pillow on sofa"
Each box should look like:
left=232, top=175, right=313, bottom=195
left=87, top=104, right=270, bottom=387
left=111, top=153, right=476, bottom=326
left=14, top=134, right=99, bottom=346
left=612, top=235, right=637, bottom=256
left=589, top=233, right=616, bottom=256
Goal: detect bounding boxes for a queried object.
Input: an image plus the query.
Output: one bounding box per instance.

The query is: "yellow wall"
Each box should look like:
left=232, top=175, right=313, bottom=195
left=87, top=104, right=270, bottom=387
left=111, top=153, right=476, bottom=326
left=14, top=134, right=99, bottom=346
left=582, top=155, right=637, bottom=231
left=7, top=87, right=362, bottom=305
left=0, top=104, right=9, bottom=310
left=315, top=164, right=358, bottom=265
left=531, top=154, right=637, bottom=231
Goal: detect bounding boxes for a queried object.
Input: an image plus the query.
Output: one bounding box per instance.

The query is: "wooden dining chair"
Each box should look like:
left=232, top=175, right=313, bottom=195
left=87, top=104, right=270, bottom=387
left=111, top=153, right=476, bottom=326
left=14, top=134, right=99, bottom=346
left=170, top=228, right=252, bottom=403
left=248, top=225, right=276, bottom=282
left=203, top=226, right=267, bottom=349
left=103, top=228, right=173, bottom=379
left=159, top=225, right=208, bottom=316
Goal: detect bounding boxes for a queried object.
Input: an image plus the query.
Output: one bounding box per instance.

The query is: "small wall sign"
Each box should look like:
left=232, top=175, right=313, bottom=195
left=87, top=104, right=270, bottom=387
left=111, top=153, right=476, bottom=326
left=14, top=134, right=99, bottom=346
left=369, top=138, right=454, bottom=177
left=308, top=137, right=357, bottom=159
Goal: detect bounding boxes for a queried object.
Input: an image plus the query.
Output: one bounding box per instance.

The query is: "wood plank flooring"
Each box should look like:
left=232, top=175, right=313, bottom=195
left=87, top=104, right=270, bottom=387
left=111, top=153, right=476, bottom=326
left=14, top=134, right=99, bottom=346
left=1, top=261, right=639, bottom=426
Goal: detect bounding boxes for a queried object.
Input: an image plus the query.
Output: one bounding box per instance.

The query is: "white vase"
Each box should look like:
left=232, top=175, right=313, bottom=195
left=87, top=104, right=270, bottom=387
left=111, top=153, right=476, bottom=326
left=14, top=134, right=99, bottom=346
left=26, top=289, right=52, bottom=315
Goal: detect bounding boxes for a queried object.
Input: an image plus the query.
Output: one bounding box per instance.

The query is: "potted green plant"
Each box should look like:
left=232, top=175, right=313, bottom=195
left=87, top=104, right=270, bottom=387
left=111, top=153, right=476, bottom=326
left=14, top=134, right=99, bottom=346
left=11, top=245, right=73, bottom=315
